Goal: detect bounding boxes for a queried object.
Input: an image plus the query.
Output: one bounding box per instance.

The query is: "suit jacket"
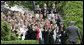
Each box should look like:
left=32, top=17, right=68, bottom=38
left=55, top=17, right=61, bottom=27
left=25, top=29, right=38, bottom=40
left=51, top=7, right=58, bottom=13
left=67, top=25, right=81, bottom=42
left=41, top=7, right=49, bottom=14
left=25, top=29, right=34, bottom=40
left=43, top=13, right=47, bottom=19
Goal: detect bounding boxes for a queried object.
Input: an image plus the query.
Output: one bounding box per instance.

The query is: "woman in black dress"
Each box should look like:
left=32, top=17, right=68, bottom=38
left=60, top=23, right=66, bottom=44
left=49, top=25, right=54, bottom=44
left=42, top=25, right=49, bottom=44
left=25, top=24, right=34, bottom=40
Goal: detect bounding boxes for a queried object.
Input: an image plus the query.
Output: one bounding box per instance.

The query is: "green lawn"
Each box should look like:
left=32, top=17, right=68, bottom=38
left=1, top=40, right=39, bottom=44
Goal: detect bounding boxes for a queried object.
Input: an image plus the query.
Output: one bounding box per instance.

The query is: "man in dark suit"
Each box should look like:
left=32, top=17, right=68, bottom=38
left=66, top=21, right=81, bottom=44
left=41, top=3, right=49, bottom=14
left=51, top=3, right=58, bottom=14
left=42, top=9, right=47, bottom=19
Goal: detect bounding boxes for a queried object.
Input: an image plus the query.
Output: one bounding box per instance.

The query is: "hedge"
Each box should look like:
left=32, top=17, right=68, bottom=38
left=1, top=40, right=38, bottom=44
left=61, top=1, right=83, bottom=44
left=1, top=18, right=11, bottom=41
left=1, top=18, right=19, bottom=41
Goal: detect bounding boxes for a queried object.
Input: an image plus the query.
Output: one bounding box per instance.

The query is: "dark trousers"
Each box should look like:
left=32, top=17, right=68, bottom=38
left=39, top=38, right=44, bottom=44
left=61, top=37, right=65, bottom=44
left=44, top=38, right=49, bottom=44
left=61, top=40, right=65, bottom=44
left=69, top=41, right=76, bottom=44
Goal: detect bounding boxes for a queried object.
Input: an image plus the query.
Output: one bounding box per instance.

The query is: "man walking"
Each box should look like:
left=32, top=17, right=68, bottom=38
left=66, top=21, right=81, bottom=44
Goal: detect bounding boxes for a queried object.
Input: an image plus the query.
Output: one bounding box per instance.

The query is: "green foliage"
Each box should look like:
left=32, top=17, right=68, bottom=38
left=1, top=40, right=38, bottom=44
left=61, top=1, right=83, bottom=44
left=6, top=1, right=67, bottom=11
left=3, top=1, right=83, bottom=44
left=10, top=33, right=19, bottom=40
left=1, top=18, right=19, bottom=41
left=1, top=19, right=11, bottom=41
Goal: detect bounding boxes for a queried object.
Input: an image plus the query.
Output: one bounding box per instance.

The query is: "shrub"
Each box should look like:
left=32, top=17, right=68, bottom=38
left=61, top=1, right=83, bottom=44
left=1, top=18, right=19, bottom=41
left=1, top=19, right=11, bottom=41
left=10, top=33, right=19, bottom=40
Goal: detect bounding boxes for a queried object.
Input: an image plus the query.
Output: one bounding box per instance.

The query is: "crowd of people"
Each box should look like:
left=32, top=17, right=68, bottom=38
left=1, top=3, right=82, bottom=44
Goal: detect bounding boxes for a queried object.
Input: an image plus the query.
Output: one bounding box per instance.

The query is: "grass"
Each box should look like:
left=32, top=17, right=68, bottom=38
left=1, top=40, right=39, bottom=44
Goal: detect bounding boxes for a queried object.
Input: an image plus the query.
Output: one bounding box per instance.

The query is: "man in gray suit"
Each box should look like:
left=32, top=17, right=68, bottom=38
left=66, top=21, right=81, bottom=44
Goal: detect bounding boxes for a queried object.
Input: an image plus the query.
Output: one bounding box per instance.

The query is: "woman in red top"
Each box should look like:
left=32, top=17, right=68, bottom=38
left=34, top=24, right=40, bottom=39
left=34, top=24, right=40, bottom=43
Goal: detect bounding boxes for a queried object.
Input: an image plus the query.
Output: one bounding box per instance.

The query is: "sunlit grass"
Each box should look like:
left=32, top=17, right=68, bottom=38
left=1, top=40, right=38, bottom=44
